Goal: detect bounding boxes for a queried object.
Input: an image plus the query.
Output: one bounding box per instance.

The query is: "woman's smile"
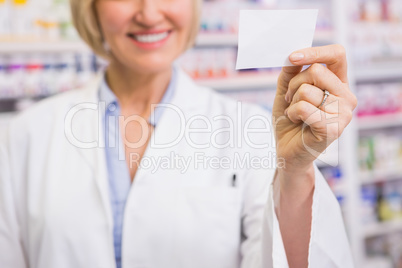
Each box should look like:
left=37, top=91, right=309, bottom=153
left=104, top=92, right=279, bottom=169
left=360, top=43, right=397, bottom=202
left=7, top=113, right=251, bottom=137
left=126, top=30, right=172, bottom=50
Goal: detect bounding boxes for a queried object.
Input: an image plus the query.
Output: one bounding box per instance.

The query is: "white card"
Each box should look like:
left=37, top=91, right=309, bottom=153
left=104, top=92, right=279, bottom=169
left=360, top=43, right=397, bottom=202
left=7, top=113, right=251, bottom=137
left=235, top=9, right=318, bottom=70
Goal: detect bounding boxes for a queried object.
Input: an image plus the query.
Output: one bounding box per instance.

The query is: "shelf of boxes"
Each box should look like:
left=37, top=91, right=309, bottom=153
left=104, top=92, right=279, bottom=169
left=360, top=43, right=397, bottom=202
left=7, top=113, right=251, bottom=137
left=0, top=40, right=91, bottom=53
left=196, top=33, right=239, bottom=46
left=358, top=114, right=402, bottom=130
left=355, top=66, right=402, bottom=83
left=195, top=72, right=279, bottom=91
left=364, top=219, right=402, bottom=238
left=352, top=14, right=402, bottom=267
left=360, top=167, right=402, bottom=185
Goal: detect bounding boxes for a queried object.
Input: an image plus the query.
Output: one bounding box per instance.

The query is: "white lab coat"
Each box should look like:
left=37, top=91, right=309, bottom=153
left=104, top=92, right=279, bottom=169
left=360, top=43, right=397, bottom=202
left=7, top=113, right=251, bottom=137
left=0, top=68, right=354, bottom=268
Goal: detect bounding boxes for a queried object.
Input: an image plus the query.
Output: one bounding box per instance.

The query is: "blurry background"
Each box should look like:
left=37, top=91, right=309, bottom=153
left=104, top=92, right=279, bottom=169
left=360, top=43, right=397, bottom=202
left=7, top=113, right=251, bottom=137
left=0, top=0, right=402, bottom=267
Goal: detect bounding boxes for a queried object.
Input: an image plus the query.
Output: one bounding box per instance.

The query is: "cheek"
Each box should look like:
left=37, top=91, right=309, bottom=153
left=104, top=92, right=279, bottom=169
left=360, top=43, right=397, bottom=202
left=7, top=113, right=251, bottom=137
left=96, top=2, right=133, bottom=34
left=166, top=0, right=193, bottom=31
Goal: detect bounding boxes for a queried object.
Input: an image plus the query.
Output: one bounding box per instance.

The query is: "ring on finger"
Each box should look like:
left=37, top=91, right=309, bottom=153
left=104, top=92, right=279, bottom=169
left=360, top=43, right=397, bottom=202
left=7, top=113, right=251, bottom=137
left=319, top=90, right=330, bottom=108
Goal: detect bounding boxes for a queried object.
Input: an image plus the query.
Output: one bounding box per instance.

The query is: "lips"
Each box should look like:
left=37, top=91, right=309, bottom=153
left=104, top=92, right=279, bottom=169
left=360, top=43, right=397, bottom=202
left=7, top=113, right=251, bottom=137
left=127, top=31, right=171, bottom=43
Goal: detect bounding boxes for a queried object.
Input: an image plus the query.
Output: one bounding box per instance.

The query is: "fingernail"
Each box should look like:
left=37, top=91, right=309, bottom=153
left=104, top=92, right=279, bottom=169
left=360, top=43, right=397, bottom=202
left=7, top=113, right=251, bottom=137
left=284, top=108, right=288, bottom=116
left=290, top=53, right=304, bottom=61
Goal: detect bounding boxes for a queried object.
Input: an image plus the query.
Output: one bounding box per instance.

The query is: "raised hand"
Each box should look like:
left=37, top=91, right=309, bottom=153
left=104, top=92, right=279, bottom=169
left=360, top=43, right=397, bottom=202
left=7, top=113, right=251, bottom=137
left=273, top=44, right=357, bottom=173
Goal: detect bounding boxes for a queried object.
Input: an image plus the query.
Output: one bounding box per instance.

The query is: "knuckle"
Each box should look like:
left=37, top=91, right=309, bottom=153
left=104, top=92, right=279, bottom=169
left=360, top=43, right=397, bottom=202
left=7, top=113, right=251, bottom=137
left=298, top=84, right=311, bottom=100
left=296, top=101, right=307, bottom=112
left=335, top=44, right=346, bottom=58
left=350, top=94, right=358, bottom=109
left=296, top=101, right=310, bottom=117
left=326, top=124, right=341, bottom=139
left=344, top=110, right=353, bottom=123
left=309, top=63, right=323, bottom=77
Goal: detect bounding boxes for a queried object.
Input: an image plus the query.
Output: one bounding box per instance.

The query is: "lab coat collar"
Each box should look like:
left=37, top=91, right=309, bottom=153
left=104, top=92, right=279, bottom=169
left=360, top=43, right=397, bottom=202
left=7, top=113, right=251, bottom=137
left=78, top=67, right=203, bottom=113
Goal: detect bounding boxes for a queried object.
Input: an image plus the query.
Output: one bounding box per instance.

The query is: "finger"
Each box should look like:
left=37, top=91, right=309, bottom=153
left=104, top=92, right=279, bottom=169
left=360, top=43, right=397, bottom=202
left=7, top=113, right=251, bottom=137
left=276, top=66, right=303, bottom=96
left=290, top=84, right=339, bottom=113
left=285, top=101, right=341, bottom=140
left=273, top=66, right=303, bottom=116
left=289, top=44, right=348, bottom=83
left=286, top=63, right=345, bottom=102
left=285, top=100, right=321, bottom=125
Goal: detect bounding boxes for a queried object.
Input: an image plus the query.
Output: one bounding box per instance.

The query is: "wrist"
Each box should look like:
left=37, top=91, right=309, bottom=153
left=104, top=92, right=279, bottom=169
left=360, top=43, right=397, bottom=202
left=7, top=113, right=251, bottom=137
left=273, top=163, right=315, bottom=219
left=275, top=163, right=315, bottom=193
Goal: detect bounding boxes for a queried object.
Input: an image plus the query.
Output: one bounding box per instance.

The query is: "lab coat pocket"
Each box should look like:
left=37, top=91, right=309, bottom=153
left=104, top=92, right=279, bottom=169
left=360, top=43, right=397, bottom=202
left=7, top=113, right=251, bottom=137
left=173, top=185, right=242, bottom=267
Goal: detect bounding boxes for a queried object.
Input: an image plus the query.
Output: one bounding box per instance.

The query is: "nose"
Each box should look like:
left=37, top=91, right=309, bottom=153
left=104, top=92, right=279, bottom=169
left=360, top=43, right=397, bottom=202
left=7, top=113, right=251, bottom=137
left=134, top=0, right=164, bottom=28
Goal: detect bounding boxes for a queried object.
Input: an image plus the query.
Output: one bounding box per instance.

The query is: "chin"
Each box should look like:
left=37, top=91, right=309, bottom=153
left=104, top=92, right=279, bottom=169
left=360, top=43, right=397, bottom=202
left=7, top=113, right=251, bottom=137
left=135, top=62, right=172, bottom=75
left=118, top=53, right=176, bottom=75
left=135, top=61, right=175, bottom=75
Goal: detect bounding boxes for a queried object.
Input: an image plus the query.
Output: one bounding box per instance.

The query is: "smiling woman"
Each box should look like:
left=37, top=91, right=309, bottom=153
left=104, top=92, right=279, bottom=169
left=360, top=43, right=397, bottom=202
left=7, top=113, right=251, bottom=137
left=0, top=0, right=356, bottom=268
left=93, top=0, right=193, bottom=73
left=70, top=0, right=201, bottom=61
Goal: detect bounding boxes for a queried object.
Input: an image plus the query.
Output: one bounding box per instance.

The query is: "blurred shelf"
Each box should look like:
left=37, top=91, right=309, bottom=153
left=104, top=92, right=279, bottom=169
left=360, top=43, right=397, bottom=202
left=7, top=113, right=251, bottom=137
left=313, top=29, right=335, bottom=44
left=358, top=114, right=402, bottom=130
left=195, top=29, right=334, bottom=46
left=195, top=73, right=278, bottom=90
left=196, top=33, right=239, bottom=46
left=360, top=167, right=402, bottom=185
left=353, top=21, right=402, bottom=32
left=0, top=40, right=90, bottom=53
left=364, top=219, right=402, bottom=238
left=355, top=66, right=402, bottom=82
left=0, top=94, right=49, bottom=100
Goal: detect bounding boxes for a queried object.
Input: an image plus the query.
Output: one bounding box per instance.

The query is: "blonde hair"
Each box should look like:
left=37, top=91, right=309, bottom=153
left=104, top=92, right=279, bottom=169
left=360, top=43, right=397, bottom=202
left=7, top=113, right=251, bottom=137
left=70, top=0, right=201, bottom=59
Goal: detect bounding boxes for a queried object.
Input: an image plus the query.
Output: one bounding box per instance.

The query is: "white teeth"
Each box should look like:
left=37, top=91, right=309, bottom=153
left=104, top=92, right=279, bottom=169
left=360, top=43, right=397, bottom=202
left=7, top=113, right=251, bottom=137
left=133, top=32, right=169, bottom=43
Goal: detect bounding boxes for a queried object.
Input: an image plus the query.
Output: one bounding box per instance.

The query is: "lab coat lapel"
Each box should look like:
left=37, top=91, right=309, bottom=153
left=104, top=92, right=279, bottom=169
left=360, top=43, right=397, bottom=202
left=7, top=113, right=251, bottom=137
left=172, top=68, right=206, bottom=111
left=66, top=73, right=114, bottom=231
left=135, top=69, right=206, bottom=179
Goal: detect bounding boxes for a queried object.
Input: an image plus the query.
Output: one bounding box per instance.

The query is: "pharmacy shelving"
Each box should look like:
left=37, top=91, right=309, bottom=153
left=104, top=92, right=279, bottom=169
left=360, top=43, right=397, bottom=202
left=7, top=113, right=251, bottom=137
left=360, top=167, right=402, bottom=185
left=196, top=72, right=279, bottom=90
left=355, top=67, right=402, bottom=83
left=358, top=114, right=402, bottom=130
left=344, top=0, right=402, bottom=266
left=0, top=40, right=90, bottom=53
left=196, top=33, right=239, bottom=46
left=364, top=219, right=402, bottom=238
